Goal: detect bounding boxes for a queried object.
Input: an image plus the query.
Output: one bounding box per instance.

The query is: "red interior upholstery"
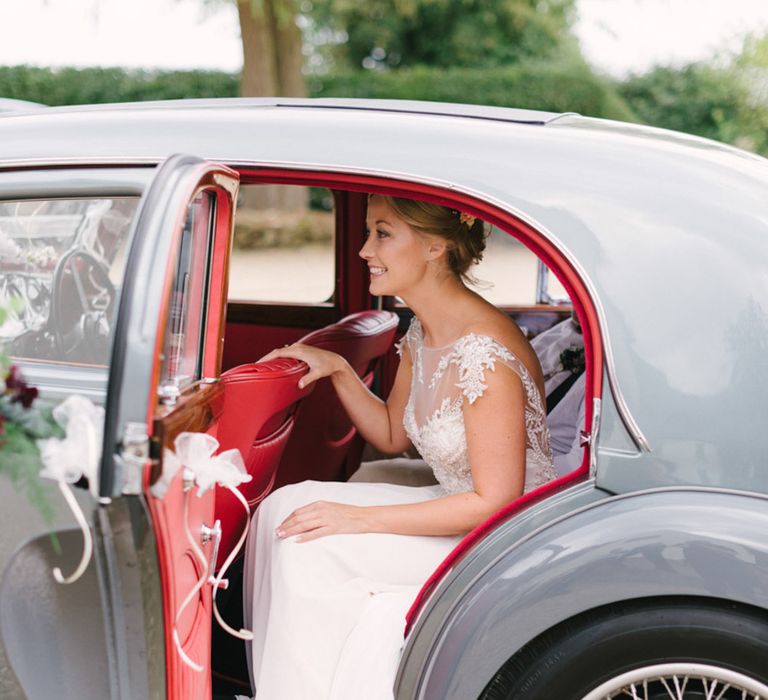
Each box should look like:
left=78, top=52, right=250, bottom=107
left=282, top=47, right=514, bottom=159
left=273, top=311, right=399, bottom=489
left=214, top=358, right=313, bottom=570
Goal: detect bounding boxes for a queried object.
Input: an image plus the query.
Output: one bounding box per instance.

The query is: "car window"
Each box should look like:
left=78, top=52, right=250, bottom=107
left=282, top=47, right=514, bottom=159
left=388, top=225, right=570, bottom=307
left=473, top=227, right=569, bottom=305
left=158, top=191, right=214, bottom=390
left=0, top=197, right=139, bottom=365
left=228, top=185, right=334, bottom=304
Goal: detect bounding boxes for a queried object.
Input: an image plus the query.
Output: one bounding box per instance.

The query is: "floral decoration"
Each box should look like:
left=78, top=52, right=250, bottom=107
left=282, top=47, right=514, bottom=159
left=0, top=301, right=61, bottom=523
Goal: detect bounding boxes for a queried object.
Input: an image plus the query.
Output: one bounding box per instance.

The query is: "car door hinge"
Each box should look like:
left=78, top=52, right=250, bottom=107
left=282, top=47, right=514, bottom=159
left=116, top=422, right=157, bottom=496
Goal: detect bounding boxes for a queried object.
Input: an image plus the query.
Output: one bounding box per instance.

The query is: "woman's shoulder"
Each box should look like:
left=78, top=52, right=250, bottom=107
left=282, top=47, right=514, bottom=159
left=460, top=309, right=528, bottom=357
left=457, top=310, right=544, bottom=386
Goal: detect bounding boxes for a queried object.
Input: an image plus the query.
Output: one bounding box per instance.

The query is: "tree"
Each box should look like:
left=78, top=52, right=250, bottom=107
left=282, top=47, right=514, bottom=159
left=307, top=0, right=579, bottom=72
left=205, top=1, right=308, bottom=210
left=618, top=32, right=768, bottom=157
left=235, top=0, right=306, bottom=97
left=209, top=0, right=580, bottom=93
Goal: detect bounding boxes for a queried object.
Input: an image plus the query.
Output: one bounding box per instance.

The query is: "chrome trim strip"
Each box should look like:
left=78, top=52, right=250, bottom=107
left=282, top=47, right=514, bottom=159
left=589, top=397, right=602, bottom=476
left=0, top=155, right=650, bottom=451
left=0, top=157, right=161, bottom=169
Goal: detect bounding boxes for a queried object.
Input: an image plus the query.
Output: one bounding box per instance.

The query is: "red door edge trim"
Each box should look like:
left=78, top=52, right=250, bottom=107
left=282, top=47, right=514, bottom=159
left=146, top=165, right=238, bottom=427
left=235, top=167, right=603, bottom=633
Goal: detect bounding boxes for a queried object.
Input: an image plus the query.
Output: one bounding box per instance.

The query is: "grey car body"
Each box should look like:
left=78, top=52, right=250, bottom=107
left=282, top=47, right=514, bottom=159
left=0, top=98, right=767, bottom=699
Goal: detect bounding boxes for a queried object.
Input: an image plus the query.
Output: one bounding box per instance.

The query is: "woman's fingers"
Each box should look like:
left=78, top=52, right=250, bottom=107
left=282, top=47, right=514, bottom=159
left=276, top=517, right=324, bottom=538
left=295, top=527, right=333, bottom=543
left=258, top=345, right=340, bottom=390
left=258, top=343, right=301, bottom=363
left=275, top=501, right=358, bottom=541
left=297, top=369, right=322, bottom=389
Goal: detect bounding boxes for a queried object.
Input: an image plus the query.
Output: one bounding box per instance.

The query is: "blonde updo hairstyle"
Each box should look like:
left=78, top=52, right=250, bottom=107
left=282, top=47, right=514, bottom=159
left=377, top=195, right=488, bottom=284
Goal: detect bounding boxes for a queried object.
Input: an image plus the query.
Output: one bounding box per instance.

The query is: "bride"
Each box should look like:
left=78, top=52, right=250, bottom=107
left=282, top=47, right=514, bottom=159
left=241, top=195, right=556, bottom=699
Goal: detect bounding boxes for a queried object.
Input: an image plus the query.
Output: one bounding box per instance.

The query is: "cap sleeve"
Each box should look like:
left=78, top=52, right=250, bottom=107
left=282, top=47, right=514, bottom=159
left=395, top=316, right=420, bottom=361
left=452, top=334, right=527, bottom=404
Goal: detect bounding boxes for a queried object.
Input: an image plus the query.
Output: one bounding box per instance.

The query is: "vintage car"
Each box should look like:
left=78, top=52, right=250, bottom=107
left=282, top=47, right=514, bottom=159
left=0, top=98, right=767, bottom=700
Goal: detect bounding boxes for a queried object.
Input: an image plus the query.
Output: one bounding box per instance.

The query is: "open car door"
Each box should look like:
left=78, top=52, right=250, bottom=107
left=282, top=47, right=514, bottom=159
left=98, top=154, right=239, bottom=699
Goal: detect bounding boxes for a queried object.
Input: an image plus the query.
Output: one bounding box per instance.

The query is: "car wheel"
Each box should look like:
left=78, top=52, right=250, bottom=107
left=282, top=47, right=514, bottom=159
left=480, top=599, right=768, bottom=700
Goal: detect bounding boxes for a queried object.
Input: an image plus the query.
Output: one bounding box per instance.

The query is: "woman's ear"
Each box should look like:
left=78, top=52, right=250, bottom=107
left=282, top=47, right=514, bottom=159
left=425, top=237, right=448, bottom=262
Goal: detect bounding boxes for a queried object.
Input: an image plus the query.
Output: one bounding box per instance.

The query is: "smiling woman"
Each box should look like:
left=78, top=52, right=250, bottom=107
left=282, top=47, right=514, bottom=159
left=240, top=194, right=556, bottom=699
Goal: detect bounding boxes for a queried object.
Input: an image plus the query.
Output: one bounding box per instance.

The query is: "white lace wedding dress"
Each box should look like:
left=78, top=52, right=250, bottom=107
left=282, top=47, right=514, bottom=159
left=242, top=317, right=555, bottom=699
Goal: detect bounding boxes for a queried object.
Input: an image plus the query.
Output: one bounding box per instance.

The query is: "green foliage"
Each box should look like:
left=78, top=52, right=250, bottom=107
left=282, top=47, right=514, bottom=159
left=618, top=59, right=768, bottom=156
left=0, top=419, right=58, bottom=525
left=1, top=300, right=62, bottom=525
left=0, top=60, right=633, bottom=121
left=311, top=60, right=637, bottom=120
left=0, top=65, right=239, bottom=106
left=308, top=0, right=578, bottom=70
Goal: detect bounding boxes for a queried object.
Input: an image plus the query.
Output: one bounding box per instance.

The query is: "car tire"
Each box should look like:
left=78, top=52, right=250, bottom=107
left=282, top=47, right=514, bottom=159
left=481, top=599, right=768, bottom=700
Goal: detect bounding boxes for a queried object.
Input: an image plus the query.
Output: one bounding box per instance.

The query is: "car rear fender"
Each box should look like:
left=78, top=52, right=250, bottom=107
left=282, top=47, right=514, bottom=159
left=398, top=488, right=768, bottom=700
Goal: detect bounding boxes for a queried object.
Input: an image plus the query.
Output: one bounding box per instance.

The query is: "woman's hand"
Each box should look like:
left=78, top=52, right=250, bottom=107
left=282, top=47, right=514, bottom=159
left=275, top=501, right=370, bottom=542
left=260, top=343, right=347, bottom=389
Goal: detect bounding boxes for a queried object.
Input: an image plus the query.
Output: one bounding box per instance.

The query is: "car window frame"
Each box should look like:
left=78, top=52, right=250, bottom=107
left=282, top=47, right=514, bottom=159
left=0, top=166, right=155, bottom=401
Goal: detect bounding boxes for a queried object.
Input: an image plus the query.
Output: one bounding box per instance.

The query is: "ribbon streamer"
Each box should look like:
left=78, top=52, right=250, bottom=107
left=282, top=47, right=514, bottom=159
left=52, top=480, right=94, bottom=585
left=164, top=432, right=254, bottom=669
left=211, top=484, right=254, bottom=641
left=173, top=480, right=210, bottom=672
left=37, top=395, right=104, bottom=585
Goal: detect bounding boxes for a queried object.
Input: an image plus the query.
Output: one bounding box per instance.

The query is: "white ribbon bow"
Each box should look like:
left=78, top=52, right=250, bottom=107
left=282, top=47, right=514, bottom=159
left=152, top=432, right=251, bottom=499
left=37, top=394, right=104, bottom=495
left=36, top=394, right=104, bottom=585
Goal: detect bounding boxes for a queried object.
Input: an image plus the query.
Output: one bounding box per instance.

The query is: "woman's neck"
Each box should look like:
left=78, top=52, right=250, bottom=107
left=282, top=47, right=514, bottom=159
left=401, top=274, right=484, bottom=348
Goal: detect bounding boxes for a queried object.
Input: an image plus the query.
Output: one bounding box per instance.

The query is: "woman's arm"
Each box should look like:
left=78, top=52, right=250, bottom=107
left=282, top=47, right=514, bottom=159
left=259, top=342, right=412, bottom=455
left=277, top=363, right=527, bottom=541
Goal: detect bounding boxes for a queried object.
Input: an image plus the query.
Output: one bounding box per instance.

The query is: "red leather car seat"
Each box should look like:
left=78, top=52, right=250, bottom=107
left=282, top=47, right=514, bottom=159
left=273, top=310, right=399, bottom=489
left=213, top=358, right=312, bottom=570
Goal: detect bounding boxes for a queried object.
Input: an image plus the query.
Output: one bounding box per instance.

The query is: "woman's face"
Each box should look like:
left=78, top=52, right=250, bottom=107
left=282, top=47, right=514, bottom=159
left=360, top=197, right=439, bottom=297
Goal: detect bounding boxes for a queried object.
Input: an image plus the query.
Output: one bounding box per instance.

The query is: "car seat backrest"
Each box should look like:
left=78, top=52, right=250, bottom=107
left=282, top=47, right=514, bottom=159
left=273, top=311, right=399, bottom=489
left=214, top=358, right=312, bottom=570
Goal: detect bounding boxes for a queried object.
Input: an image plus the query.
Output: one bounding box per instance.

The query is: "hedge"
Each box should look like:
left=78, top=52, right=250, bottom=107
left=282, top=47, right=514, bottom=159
left=0, top=66, right=239, bottom=106
left=0, top=62, right=635, bottom=122
left=310, top=62, right=638, bottom=122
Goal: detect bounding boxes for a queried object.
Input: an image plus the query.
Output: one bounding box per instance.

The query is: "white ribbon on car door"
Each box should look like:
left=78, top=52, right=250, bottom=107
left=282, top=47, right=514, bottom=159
left=37, top=395, right=104, bottom=585
left=161, top=431, right=255, bottom=671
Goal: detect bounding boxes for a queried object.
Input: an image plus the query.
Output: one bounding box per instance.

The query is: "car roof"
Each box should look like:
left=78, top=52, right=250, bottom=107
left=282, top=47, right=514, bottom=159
left=0, top=97, right=47, bottom=114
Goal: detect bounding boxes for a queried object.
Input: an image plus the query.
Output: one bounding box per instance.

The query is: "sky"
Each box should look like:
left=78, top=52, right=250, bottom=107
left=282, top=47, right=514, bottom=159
left=1, top=0, right=768, bottom=77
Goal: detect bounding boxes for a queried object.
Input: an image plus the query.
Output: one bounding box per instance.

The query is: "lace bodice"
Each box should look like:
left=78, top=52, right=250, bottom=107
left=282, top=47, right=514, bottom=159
left=396, top=317, right=556, bottom=495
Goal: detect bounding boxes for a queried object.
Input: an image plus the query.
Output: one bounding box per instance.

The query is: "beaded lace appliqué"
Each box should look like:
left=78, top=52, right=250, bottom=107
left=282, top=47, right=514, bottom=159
left=400, top=318, right=556, bottom=495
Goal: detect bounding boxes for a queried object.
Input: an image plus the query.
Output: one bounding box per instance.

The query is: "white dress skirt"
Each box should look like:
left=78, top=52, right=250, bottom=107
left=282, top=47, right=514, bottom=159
left=243, top=480, right=460, bottom=700
left=242, top=318, right=556, bottom=699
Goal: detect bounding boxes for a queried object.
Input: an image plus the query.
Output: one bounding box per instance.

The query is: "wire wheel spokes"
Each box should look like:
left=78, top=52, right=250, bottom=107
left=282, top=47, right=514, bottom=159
left=581, top=663, right=768, bottom=700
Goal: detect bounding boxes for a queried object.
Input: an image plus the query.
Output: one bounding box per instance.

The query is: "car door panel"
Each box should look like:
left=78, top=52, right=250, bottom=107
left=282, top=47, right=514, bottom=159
left=99, top=154, right=239, bottom=699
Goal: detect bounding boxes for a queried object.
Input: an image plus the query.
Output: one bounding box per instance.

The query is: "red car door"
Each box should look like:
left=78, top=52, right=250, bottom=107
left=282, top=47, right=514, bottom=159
left=100, top=154, right=239, bottom=699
